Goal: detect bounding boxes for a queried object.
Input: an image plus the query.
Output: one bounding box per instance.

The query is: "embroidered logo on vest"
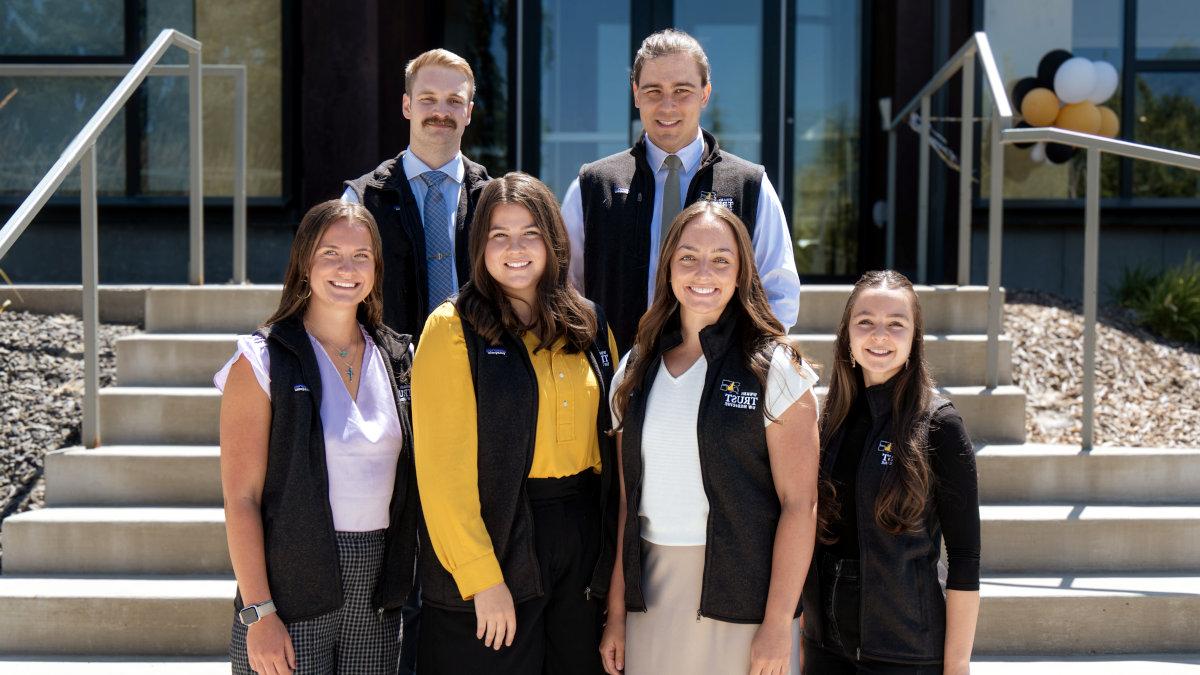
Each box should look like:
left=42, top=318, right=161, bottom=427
left=599, top=350, right=611, bottom=367
left=293, top=384, right=309, bottom=392
left=720, top=380, right=759, bottom=410
left=485, top=347, right=508, bottom=356
left=614, top=186, right=630, bottom=195
left=699, top=191, right=735, bottom=210
left=877, top=440, right=894, bottom=466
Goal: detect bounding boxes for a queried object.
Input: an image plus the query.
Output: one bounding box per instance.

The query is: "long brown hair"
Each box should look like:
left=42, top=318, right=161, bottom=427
left=456, top=172, right=597, bottom=352
left=611, top=200, right=801, bottom=425
left=817, top=270, right=934, bottom=541
left=264, top=200, right=385, bottom=329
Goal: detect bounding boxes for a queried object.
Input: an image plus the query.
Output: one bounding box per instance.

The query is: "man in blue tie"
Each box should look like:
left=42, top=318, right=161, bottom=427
left=344, top=48, right=492, bottom=340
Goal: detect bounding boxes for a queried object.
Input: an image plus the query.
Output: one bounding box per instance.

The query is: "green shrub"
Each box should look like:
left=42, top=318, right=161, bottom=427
left=1115, top=258, right=1200, bottom=344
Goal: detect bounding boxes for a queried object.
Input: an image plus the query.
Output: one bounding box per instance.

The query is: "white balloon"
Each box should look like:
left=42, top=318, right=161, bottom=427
left=1088, top=61, right=1119, bottom=104
left=1030, top=142, right=1047, bottom=163
left=1054, top=57, right=1097, bottom=104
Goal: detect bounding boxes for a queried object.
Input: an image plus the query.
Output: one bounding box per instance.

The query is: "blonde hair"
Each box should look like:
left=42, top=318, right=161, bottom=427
left=404, top=48, right=475, bottom=99
left=631, top=29, right=711, bottom=87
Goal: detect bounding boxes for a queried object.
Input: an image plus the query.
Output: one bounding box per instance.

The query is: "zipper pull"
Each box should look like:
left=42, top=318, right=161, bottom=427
left=637, top=193, right=643, bottom=202
left=378, top=607, right=386, bottom=620
left=695, top=609, right=702, bottom=623
left=856, top=647, right=861, bottom=661
left=585, top=587, right=592, bottom=601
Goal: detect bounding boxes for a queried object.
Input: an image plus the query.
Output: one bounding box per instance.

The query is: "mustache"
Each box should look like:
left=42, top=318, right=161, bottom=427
left=423, top=116, right=457, bottom=129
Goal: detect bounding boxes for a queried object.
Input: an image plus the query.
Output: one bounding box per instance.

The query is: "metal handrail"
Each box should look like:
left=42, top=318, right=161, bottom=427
left=1000, top=126, right=1200, bottom=449
left=0, top=62, right=248, bottom=283
left=880, top=30, right=1011, bottom=389
left=0, top=29, right=209, bottom=447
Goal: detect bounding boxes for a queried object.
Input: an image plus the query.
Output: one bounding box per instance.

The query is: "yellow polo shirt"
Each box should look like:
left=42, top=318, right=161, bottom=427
left=411, top=302, right=619, bottom=600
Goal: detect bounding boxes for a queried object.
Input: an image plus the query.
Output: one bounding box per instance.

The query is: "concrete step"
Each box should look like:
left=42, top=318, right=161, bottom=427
left=45, top=446, right=221, bottom=506
left=144, top=285, right=281, bottom=334
left=0, top=576, right=234, bottom=655
left=1, top=508, right=229, bottom=575
left=972, top=656, right=1200, bottom=673
left=981, top=504, right=1200, bottom=573
left=814, top=385, right=1026, bottom=444
left=978, top=445, right=1200, bottom=504
left=794, top=285, right=1002, bottom=334
left=791, top=333, right=1012, bottom=386
left=99, top=387, right=221, bottom=445
left=0, top=658, right=228, bottom=674
left=117, top=334, right=239, bottom=387
left=976, top=575, right=1200, bottom=655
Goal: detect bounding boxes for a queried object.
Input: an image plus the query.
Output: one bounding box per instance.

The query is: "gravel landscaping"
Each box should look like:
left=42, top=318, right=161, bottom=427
left=0, top=311, right=135, bottom=540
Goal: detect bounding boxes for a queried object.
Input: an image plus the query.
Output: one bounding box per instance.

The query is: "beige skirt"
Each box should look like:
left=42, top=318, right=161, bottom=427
left=625, top=540, right=801, bottom=675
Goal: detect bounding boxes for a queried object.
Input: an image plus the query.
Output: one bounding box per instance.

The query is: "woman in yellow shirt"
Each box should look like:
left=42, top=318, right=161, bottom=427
left=411, top=172, right=619, bottom=674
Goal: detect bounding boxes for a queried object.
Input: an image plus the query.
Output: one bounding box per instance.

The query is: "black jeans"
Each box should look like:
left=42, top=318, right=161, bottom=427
left=803, top=553, right=942, bottom=675
left=417, top=471, right=605, bottom=675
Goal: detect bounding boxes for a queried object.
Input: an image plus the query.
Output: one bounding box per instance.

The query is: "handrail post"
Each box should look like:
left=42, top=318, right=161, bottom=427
left=917, top=95, right=931, bottom=283
left=80, top=146, right=100, bottom=448
left=958, top=53, right=976, bottom=285
left=986, top=105, right=1004, bottom=387
left=1081, top=146, right=1101, bottom=449
left=188, top=45, right=204, bottom=285
left=233, top=66, right=248, bottom=283
left=886, top=129, right=897, bottom=269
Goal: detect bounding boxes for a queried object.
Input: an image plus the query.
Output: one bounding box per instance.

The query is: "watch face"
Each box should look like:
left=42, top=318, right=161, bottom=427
left=238, top=606, right=259, bottom=626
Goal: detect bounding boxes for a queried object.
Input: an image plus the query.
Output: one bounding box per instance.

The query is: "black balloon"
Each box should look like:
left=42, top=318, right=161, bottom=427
left=1012, top=121, right=1036, bottom=149
left=1011, top=77, right=1042, bottom=111
left=1046, top=142, right=1077, bottom=164
left=1037, top=49, right=1073, bottom=88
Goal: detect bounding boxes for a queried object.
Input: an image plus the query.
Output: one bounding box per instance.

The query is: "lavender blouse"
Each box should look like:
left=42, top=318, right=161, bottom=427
left=214, top=326, right=405, bottom=532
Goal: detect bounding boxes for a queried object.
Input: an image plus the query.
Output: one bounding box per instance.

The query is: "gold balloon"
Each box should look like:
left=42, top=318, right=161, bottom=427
left=1097, top=105, right=1120, bottom=138
left=1055, top=102, right=1102, bottom=135
left=1021, top=87, right=1060, bottom=127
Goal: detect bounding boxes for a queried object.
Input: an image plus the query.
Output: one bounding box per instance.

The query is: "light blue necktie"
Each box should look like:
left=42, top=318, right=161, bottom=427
left=418, top=170, right=456, bottom=307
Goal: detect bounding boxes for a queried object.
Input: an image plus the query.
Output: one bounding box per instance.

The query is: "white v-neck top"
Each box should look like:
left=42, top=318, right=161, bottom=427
left=610, top=346, right=818, bottom=546
left=214, top=326, right=405, bottom=532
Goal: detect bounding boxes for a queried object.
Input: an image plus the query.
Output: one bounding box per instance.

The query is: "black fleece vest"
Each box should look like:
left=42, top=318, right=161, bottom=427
left=417, top=300, right=619, bottom=610
left=578, top=129, right=764, bottom=350
left=801, top=382, right=955, bottom=664
left=241, top=316, right=418, bottom=622
left=618, top=305, right=795, bottom=624
left=344, top=153, right=490, bottom=339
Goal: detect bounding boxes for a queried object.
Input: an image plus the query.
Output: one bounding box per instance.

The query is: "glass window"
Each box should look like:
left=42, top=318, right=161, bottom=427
left=1136, top=0, right=1200, bottom=60
left=792, top=0, right=861, bottom=276
left=1133, top=72, right=1200, bottom=196
left=539, top=0, right=630, bottom=198
left=446, top=0, right=511, bottom=175
left=673, top=0, right=763, bottom=163
left=0, top=0, right=124, bottom=56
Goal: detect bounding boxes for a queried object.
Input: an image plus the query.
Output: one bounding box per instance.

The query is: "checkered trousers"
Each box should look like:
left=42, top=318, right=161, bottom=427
left=230, top=529, right=402, bottom=674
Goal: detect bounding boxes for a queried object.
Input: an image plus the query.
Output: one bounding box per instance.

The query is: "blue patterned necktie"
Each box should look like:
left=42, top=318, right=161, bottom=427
left=418, top=170, right=456, bottom=307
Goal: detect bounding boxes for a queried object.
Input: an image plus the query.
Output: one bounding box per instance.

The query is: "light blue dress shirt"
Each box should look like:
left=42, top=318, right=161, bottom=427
left=561, top=129, right=801, bottom=331
left=342, top=149, right=466, bottom=290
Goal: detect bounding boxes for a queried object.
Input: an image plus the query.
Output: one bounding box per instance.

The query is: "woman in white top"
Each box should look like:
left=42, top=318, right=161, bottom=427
left=216, top=200, right=418, bottom=675
left=600, top=200, right=820, bottom=675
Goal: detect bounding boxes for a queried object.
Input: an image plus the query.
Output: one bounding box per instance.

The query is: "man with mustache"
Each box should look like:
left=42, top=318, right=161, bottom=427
left=341, top=48, right=490, bottom=675
left=344, top=48, right=491, bottom=340
left=562, top=29, right=800, bottom=350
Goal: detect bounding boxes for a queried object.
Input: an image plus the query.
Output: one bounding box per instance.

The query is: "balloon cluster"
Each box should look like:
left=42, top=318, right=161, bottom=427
left=1011, top=49, right=1121, bottom=164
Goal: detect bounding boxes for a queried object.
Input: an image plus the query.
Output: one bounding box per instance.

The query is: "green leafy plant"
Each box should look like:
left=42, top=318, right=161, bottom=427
left=1115, top=258, right=1200, bottom=344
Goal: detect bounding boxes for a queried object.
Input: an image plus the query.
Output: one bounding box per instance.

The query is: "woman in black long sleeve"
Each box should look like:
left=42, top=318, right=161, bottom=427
left=801, top=270, right=980, bottom=674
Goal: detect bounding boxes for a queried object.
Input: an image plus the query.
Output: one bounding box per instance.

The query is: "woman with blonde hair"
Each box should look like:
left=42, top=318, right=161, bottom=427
left=601, top=200, right=820, bottom=675
left=216, top=200, right=418, bottom=674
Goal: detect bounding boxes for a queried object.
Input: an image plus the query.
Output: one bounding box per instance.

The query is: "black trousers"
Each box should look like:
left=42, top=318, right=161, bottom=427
left=417, top=471, right=605, bottom=675
left=803, top=553, right=942, bottom=675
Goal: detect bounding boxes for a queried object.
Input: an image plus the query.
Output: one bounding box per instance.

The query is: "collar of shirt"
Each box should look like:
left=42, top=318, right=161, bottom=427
left=402, top=149, right=465, bottom=185
left=643, top=128, right=704, bottom=176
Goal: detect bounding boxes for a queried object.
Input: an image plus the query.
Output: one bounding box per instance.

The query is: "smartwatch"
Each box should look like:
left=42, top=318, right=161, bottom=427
left=237, top=599, right=278, bottom=626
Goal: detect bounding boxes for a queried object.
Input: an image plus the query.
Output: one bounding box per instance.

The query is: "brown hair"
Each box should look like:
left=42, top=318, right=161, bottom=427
left=611, top=201, right=801, bottom=425
left=456, top=172, right=597, bottom=352
left=405, top=48, right=476, bottom=99
left=816, top=270, right=934, bottom=541
left=631, top=29, right=711, bottom=87
left=264, top=200, right=385, bottom=329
